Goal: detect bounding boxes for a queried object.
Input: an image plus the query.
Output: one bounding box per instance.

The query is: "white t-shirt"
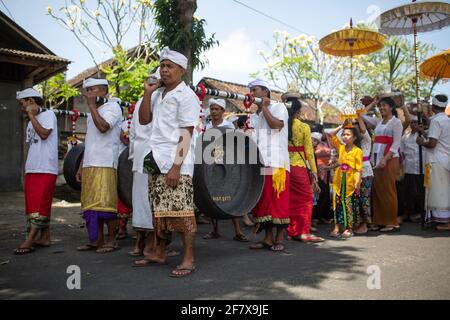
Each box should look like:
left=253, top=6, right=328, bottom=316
left=361, top=131, right=373, bottom=178
left=83, top=99, right=123, bottom=169
left=426, top=112, right=450, bottom=171
left=255, top=103, right=290, bottom=171
left=401, top=131, right=426, bottom=175
left=148, top=82, right=200, bottom=177
left=25, top=110, right=58, bottom=175
left=129, top=98, right=153, bottom=174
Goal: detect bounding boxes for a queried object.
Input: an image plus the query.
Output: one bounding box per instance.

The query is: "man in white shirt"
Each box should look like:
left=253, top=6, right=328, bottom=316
left=138, top=48, right=200, bottom=277
left=202, top=99, right=250, bottom=243
left=417, top=94, right=450, bottom=231
left=247, top=78, right=290, bottom=252
left=14, top=89, right=58, bottom=255
left=400, top=115, right=425, bottom=222
left=75, top=78, right=123, bottom=253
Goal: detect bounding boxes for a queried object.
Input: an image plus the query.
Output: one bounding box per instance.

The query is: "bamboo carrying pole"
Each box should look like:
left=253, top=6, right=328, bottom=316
left=39, top=86, right=264, bottom=118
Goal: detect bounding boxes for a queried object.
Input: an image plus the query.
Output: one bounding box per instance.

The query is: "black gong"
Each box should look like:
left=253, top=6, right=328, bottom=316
left=193, top=128, right=264, bottom=220
left=117, top=146, right=133, bottom=209
left=63, top=143, right=84, bottom=191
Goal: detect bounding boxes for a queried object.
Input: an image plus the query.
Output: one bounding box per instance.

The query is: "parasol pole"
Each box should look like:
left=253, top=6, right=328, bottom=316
left=412, top=15, right=424, bottom=176
left=350, top=53, right=354, bottom=106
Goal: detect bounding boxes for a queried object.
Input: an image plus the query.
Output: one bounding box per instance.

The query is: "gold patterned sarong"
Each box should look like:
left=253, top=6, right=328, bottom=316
left=81, top=167, right=118, bottom=213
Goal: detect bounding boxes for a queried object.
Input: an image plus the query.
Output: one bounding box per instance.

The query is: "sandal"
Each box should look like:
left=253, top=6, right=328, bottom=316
left=14, top=247, right=35, bottom=255
left=128, top=250, right=143, bottom=257
left=132, top=258, right=166, bottom=267
left=96, top=244, right=119, bottom=254
left=170, top=265, right=196, bottom=278
left=436, top=224, right=450, bottom=231
left=249, top=241, right=272, bottom=250
left=379, top=225, right=400, bottom=232
left=301, top=234, right=325, bottom=243
left=341, top=230, right=354, bottom=239
left=233, top=234, right=250, bottom=242
left=77, top=244, right=98, bottom=251
left=270, top=242, right=285, bottom=252
left=166, top=249, right=181, bottom=257
left=203, top=232, right=221, bottom=240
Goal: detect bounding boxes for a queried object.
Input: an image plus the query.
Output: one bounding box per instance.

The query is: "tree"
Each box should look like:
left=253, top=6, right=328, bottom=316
left=152, top=0, right=218, bottom=83
left=101, top=46, right=159, bottom=102
left=38, top=73, right=80, bottom=109
left=47, top=0, right=157, bottom=67
left=252, top=30, right=347, bottom=123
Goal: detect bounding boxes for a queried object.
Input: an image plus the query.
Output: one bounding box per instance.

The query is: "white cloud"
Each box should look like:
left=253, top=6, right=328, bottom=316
left=194, top=29, right=264, bottom=85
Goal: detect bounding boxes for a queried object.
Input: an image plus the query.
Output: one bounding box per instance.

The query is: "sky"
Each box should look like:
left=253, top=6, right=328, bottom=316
left=2, top=0, right=450, bottom=98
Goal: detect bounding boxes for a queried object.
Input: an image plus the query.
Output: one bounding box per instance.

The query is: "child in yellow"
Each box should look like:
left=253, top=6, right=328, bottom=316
left=329, top=124, right=363, bottom=239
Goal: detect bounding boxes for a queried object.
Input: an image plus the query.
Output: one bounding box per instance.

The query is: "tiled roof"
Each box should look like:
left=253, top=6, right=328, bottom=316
left=199, top=77, right=341, bottom=125
left=0, top=48, right=70, bottom=63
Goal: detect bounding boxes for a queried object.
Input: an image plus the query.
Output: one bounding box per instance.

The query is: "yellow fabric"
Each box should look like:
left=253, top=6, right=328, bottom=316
left=331, top=135, right=363, bottom=197
left=272, top=167, right=286, bottom=199
left=81, top=167, right=118, bottom=213
left=289, top=119, right=317, bottom=173
left=424, top=163, right=432, bottom=189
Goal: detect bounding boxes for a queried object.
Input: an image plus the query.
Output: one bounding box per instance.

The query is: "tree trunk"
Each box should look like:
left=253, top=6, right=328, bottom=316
left=176, top=0, right=197, bottom=84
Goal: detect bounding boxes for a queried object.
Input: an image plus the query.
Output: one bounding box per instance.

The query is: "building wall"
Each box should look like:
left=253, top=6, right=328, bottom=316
left=0, top=81, right=24, bottom=191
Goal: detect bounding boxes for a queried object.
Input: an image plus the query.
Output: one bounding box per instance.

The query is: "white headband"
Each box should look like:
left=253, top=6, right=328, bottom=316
left=16, top=88, right=42, bottom=100
left=248, top=78, right=271, bottom=92
left=208, top=98, right=226, bottom=109
left=432, top=95, right=448, bottom=108
left=83, top=78, right=108, bottom=89
left=159, top=47, right=188, bottom=69
left=311, top=132, right=323, bottom=141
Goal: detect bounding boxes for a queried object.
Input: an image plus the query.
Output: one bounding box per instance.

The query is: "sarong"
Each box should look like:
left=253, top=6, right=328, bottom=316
left=426, top=164, right=450, bottom=223
left=372, top=158, right=399, bottom=226
left=132, top=171, right=153, bottom=231
left=252, top=168, right=290, bottom=228
left=149, top=174, right=197, bottom=239
left=356, top=176, right=373, bottom=224
left=81, top=167, right=118, bottom=213
left=24, top=173, right=57, bottom=231
left=287, top=166, right=313, bottom=237
left=333, top=172, right=357, bottom=229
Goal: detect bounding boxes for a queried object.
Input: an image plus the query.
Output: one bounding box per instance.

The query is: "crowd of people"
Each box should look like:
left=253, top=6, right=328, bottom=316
left=13, top=48, right=450, bottom=278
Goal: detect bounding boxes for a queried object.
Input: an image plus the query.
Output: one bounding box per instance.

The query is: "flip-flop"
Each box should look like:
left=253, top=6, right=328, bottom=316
left=132, top=258, right=167, bottom=267
left=128, top=250, right=144, bottom=257
left=169, top=266, right=196, bottom=278
left=14, top=247, right=35, bottom=255
left=77, top=244, right=98, bottom=251
left=33, top=242, right=51, bottom=248
left=166, top=249, right=181, bottom=257
left=233, top=234, right=250, bottom=242
left=249, top=242, right=272, bottom=250
left=270, top=242, right=285, bottom=252
left=203, top=232, right=221, bottom=239
left=96, top=244, right=119, bottom=254
left=435, top=225, right=450, bottom=231
left=301, top=235, right=325, bottom=243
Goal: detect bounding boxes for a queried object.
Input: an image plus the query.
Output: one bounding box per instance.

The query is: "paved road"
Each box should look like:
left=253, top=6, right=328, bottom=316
left=1, top=190, right=449, bottom=300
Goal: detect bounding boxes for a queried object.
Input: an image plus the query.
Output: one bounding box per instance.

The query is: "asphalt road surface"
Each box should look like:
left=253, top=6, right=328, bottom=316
left=1, top=190, right=449, bottom=300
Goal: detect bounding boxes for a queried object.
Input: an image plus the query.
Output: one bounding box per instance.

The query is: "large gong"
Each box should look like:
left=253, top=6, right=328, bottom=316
left=193, top=128, right=264, bottom=220
left=63, top=143, right=84, bottom=191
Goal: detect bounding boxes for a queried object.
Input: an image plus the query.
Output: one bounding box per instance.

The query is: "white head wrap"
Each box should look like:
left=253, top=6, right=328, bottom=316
left=208, top=98, right=226, bottom=109
left=82, top=78, right=108, bottom=89
left=311, top=132, right=323, bottom=141
left=410, top=115, right=418, bottom=121
left=228, top=115, right=239, bottom=123
left=16, top=88, right=42, bottom=100
left=248, top=78, right=271, bottom=92
left=432, top=95, right=448, bottom=108
left=159, top=47, right=188, bottom=69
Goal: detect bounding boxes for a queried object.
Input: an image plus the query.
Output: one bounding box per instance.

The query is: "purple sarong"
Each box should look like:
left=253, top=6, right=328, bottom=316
left=83, top=210, right=117, bottom=242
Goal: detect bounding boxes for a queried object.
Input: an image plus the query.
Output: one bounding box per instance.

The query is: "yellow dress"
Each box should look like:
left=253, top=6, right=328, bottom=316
left=331, top=135, right=363, bottom=197
left=289, top=119, right=317, bottom=173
